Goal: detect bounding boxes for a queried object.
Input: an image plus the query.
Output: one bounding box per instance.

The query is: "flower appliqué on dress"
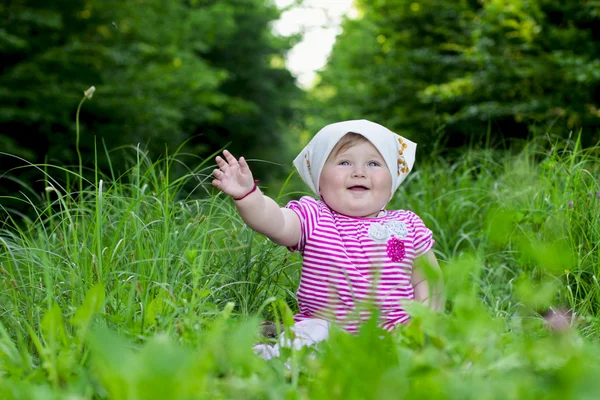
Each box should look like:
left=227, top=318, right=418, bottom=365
left=386, top=237, right=406, bottom=262
left=368, top=222, right=389, bottom=243
left=368, top=221, right=408, bottom=262
left=386, top=221, right=408, bottom=238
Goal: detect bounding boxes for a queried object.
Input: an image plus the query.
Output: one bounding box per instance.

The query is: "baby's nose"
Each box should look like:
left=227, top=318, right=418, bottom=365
left=352, top=167, right=366, bottom=177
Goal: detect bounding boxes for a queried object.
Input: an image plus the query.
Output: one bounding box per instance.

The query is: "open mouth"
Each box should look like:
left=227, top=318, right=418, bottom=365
left=348, top=185, right=369, bottom=191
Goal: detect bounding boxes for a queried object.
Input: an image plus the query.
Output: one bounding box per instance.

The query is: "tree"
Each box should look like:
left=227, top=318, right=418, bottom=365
left=312, top=0, right=600, bottom=149
left=0, top=0, right=301, bottom=203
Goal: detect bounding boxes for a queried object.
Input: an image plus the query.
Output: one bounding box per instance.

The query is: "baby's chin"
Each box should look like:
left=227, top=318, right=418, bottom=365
left=323, top=201, right=386, bottom=218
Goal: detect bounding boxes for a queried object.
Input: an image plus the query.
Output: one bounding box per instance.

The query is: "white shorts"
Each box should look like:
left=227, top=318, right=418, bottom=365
left=252, top=318, right=330, bottom=360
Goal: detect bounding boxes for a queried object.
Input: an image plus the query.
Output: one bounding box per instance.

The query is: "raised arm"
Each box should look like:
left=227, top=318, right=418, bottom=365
left=211, top=150, right=301, bottom=247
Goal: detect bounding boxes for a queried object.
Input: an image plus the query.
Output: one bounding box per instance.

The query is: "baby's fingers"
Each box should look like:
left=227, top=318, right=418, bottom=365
left=215, top=155, right=230, bottom=172
left=211, top=178, right=221, bottom=188
left=238, top=156, right=251, bottom=174
left=222, top=150, right=240, bottom=167
left=212, top=168, right=227, bottom=186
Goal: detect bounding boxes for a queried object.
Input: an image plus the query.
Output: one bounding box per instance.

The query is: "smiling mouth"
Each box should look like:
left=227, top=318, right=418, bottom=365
left=348, top=185, right=369, bottom=191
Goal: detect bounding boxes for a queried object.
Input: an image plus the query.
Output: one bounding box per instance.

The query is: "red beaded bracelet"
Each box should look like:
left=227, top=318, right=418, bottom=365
left=234, top=180, right=259, bottom=201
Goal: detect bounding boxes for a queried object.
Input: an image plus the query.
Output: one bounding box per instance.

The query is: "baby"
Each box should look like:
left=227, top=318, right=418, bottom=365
left=212, top=119, right=444, bottom=359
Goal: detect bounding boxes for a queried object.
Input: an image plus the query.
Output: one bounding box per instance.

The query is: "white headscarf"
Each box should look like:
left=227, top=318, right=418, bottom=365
left=293, top=119, right=417, bottom=199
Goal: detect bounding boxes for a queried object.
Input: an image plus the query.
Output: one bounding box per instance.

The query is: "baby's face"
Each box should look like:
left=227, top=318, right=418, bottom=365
left=319, top=140, right=392, bottom=218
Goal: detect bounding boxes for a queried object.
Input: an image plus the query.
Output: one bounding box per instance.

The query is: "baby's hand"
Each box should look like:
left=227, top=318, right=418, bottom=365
left=212, top=150, right=256, bottom=199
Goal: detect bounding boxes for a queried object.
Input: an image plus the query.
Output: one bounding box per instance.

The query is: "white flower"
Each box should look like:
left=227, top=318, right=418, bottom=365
left=84, top=86, right=96, bottom=99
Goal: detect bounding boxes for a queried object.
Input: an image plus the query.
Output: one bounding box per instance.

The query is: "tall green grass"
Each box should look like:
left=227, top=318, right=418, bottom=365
left=0, top=128, right=599, bottom=398
left=396, top=135, right=599, bottom=322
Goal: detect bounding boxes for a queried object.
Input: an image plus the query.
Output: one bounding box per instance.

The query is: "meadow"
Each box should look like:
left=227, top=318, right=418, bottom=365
left=0, top=129, right=599, bottom=399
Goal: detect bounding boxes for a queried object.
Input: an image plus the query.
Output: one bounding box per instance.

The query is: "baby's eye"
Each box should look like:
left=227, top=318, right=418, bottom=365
left=338, top=160, right=351, bottom=166
left=368, top=161, right=381, bottom=167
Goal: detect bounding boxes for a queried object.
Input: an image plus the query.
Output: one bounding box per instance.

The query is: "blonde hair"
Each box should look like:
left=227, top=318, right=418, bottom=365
left=328, top=132, right=370, bottom=160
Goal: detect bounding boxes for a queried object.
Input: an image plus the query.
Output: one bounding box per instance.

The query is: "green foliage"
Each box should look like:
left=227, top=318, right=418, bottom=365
left=0, top=134, right=598, bottom=397
left=0, top=0, right=302, bottom=206
left=1, top=86, right=599, bottom=398
left=312, top=0, right=600, bottom=148
left=394, top=135, right=599, bottom=316
left=0, top=147, right=298, bottom=355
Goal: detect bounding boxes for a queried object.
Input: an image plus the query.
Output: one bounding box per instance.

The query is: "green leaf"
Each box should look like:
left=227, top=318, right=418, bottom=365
left=41, top=303, right=68, bottom=347
left=146, top=291, right=172, bottom=326
left=71, top=282, right=105, bottom=329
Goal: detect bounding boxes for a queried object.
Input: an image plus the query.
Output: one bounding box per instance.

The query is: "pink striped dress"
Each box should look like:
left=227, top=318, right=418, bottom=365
left=286, top=196, right=434, bottom=333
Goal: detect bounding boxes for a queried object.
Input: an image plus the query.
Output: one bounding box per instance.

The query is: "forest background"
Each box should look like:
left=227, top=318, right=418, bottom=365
left=2, top=0, right=599, bottom=202
left=1, top=0, right=600, bottom=397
